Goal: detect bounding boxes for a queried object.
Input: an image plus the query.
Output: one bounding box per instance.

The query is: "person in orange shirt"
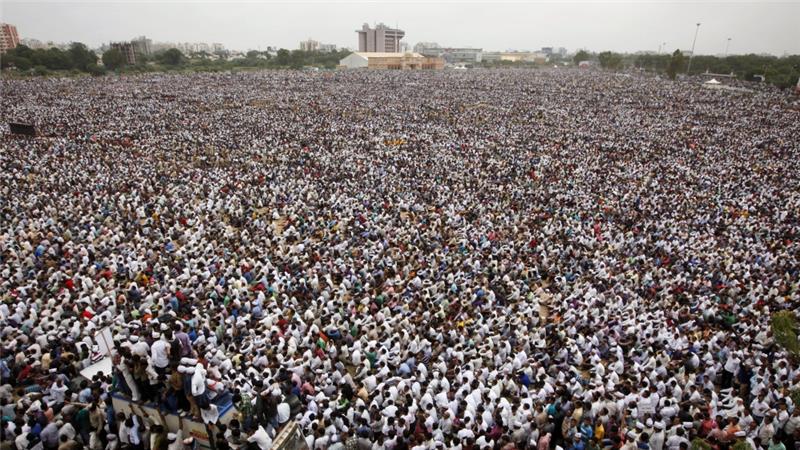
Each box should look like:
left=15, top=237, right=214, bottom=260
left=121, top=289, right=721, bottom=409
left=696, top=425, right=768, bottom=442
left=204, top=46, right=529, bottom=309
left=595, top=421, right=606, bottom=443
left=721, top=417, right=741, bottom=443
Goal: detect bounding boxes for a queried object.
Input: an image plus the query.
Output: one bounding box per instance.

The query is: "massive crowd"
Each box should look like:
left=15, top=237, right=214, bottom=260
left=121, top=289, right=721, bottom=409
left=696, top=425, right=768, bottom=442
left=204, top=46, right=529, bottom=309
left=0, top=69, right=799, bottom=450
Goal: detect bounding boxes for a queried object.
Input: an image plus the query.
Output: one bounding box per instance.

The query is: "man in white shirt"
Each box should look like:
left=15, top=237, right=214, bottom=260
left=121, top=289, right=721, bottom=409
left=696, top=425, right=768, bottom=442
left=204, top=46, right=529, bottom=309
left=247, top=425, right=273, bottom=450
left=382, top=399, right=398, bottom=418
left=722, top=352, right=741, bottom=389
left=150, top=332, right=170, bottom=373
left=47, top=378, right=69, bottom=407
left=750, top=392, right=770, bottom=421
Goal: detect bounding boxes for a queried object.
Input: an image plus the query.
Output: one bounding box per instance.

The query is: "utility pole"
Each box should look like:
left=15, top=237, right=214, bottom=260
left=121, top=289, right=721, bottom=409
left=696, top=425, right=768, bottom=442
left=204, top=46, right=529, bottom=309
left=686, top=22, right=701, bottom=75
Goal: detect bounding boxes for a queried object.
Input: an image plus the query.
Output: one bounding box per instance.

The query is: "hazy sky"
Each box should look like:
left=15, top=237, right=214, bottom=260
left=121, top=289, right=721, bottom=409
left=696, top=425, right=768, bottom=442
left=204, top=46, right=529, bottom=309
left=2, top=0, right=798, bottom=55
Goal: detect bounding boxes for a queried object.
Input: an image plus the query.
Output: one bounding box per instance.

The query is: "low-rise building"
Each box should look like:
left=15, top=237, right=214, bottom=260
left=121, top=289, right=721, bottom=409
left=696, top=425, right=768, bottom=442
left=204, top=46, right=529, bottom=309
left=483, top=51, right=548, bottom=64
left=339, top=52, right=443, bottom=70
left=319, top=44, right=337, bottom=53
left=20, top=38, right=47, bottom=49
left=413, top=42, right=440, bottom=54
left=414, top=45, right=482, bottom=64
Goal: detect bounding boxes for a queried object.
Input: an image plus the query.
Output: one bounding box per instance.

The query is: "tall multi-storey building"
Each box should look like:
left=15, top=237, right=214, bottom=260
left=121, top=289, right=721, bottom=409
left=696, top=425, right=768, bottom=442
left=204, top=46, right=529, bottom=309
left=131, top=36, right=153, bottom=56
left=300, top=39, right=337, bottom=52
left=0, top=23, right=20, bottom=54
left=299, top=39, right=320, bottom=52
left=355, top=23, right=405, bottom=53
left=110, top=42, right=137, bottom=65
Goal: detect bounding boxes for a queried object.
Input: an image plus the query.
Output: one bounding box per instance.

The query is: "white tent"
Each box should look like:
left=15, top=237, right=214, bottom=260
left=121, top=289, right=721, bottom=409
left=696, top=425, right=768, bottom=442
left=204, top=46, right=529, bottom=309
left=704, top=78, right=721, bottom=85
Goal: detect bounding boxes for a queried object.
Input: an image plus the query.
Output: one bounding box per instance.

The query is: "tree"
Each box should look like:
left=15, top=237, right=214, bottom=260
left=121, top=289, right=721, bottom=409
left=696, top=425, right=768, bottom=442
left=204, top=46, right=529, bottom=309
left=636, top=54, right=671, bottom=72
left=33, top=65, right=50, bottom=76
left=102, top=48, right=126, bottom=70
left=134, top=52, right=150, bottom=64
left=289, top=50, right=306, bottom=69
left=666, top=50, right=685, bottom=80
left=598, top=51, right=624, bottom=70
left=771, top=311, right=799, bottom=360
left=158, top=48, right=185, bottom=66
left=275, top=49, right=290, bottom=66
left=573, top=50, right=590, bottom=65
left=86, top=64, right=107, bottom=76
left=68, top=42, right=97, bottom=71
left=0, top=54, right=32, bottom=71
left=691, top=438, right=712, bottom=450
left=38, top=48, right=73, bottom=70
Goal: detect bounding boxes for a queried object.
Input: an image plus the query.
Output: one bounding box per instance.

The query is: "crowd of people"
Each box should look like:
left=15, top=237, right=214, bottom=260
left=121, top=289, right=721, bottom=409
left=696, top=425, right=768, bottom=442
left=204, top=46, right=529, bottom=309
left=1, top=68, right=799, bottom=450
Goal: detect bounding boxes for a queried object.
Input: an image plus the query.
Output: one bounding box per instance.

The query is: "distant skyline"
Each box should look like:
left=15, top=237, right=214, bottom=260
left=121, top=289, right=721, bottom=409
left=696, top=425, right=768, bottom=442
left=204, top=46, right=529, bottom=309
left=2, top=0, right=799, bottom=55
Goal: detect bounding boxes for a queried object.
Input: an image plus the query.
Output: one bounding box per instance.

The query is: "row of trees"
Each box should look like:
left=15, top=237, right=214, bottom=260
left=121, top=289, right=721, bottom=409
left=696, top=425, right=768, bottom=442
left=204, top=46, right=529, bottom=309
left=1, top=43, right=106, bottom=75
left=1, top=42, right=352, bottom=76
left=4, top=42, right=798, bottom=88
left=0, top=43, right=189, bottom=75
left=575, top=49, right=800, bottom=89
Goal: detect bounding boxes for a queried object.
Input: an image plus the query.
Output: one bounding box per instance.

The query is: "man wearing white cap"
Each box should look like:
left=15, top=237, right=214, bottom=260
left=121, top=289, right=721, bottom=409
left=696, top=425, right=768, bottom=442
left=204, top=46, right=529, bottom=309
left=649, top=422, right=665, bottom=450
left=151, top=331, right=171, bottom=375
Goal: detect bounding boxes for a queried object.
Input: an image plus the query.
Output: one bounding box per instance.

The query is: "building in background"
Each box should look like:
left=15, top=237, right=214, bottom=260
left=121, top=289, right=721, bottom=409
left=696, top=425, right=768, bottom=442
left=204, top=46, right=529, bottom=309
left=447, top=48, right=482, bottom=64
left=413, top=42, right=441, bottom=54
left=0, top=23, right=20, bottom=54
left=339, top=52, right=443, bottom=70
left=20, top=38, right=47, bottom=49
left=158, top=42, right=213, bottom=54
left=187, top=42, right=211, bottom=53
left=415, top=44, right=483, bottom=64
left=212, top=43, right=225, bottom=53
left=413, top=43, right=482, bottom=64
left=131, top=36, right=153, bottom=56
left=483, top=51, right=548, bottom=64
left=299, top=39, right=337, bottom=52
left=319, top=43, right=337, bottom=52
left=110, top=42, right=137, bottom=65
left=299, top=39, right=320, bottom=51
left=540, top=47, right=568, bottom=58
left=356, top=23, right=405, bottom=53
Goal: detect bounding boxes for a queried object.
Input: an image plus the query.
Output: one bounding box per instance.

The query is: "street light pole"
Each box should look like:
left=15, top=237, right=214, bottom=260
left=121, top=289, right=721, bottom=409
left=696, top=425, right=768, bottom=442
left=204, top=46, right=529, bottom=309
left=686, top=22, right=701, bottom=75
left=724, top=38, right=731, bottom=57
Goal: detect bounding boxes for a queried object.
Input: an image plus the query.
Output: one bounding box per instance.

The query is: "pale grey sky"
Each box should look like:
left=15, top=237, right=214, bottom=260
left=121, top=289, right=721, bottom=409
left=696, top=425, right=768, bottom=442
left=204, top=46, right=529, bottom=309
left=2, top=0, right=798, bottom=55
